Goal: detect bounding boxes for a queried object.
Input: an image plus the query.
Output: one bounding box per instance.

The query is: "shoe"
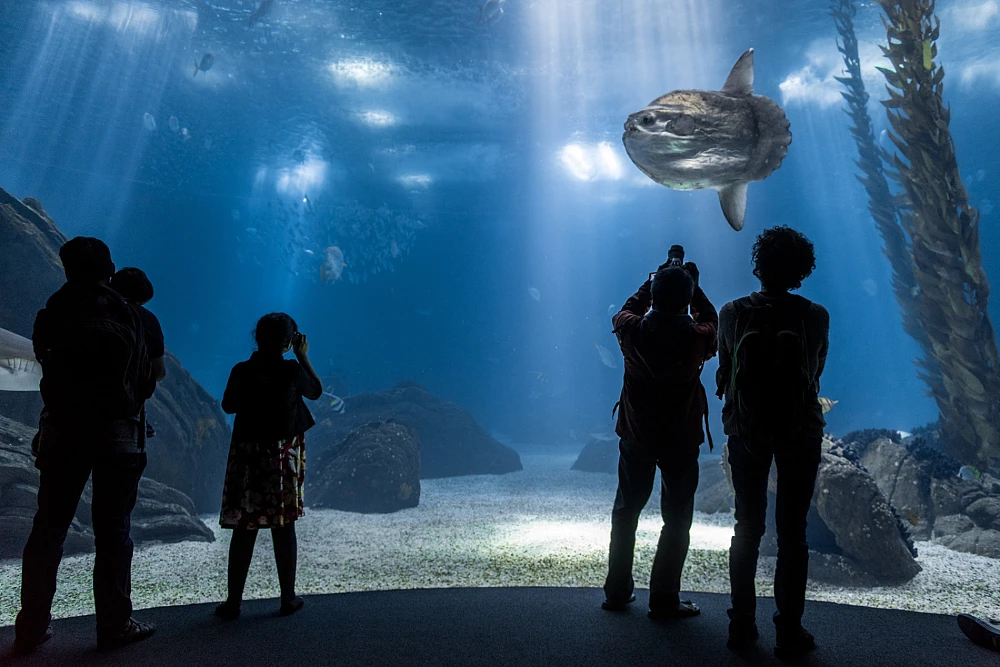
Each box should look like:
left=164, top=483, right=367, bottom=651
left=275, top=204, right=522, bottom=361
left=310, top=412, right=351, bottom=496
left=601, top=593, right=636, bottom=611
left=12, top=625, right=53, bottom=655
left=726, top=620, right=759, bottom=650
left=958, top=614, right=1000, bottom=652
left=648, top=599, right=700, bottom=620
left=278, top=597, right=304, bottom=616
left=215, top=601, right=241, bottom=620
left=774, top=625, right=815, bottom=659
left=97, top=617, right=156, bottom=651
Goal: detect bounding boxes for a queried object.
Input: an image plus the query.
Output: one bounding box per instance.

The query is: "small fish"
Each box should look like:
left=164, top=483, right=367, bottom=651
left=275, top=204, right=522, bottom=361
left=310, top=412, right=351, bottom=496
left=901, top=508, right=920, bottom=527
left=958, top=465, right=981, bottom=482
left=818, top=397, right=838, bottom=414
left=321, top=245, right=348, bottom=284
left=528, top=287, right=541, bottom=301
left=479, top=0, right=505, bottom=24
left=142, top=112, right=156, bottom=132
left=303, top=248, right=315, bottom=256
left=322, top=391, right=346, bottom=414
left=168, top=116, right=180, bottom=133
left=529, top=371, right=548, bottom=384
left=249, top=0, right=274, bottom=27
left=981, top=199, right=994, bottom=216
left=193, top=52, right=214, bottom=77
left=594, top=342, right=617, bottom=369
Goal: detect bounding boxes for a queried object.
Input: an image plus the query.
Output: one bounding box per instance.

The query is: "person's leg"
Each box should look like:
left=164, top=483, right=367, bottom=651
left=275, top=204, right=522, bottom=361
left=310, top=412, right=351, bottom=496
left=15, top=456, right=92, bottom=645
left=772, top=436, right=822, bottom=631
left=648, top=450, right=700, bottom=613
left=727, top=436, right=773, bottom=629
left=90, top=453, right=146, bottom=638
left=225, top=527, right=260, bottom=606
left=603, top=439, right=657, bottom=606
left=271, top=523, right=298, bottom=604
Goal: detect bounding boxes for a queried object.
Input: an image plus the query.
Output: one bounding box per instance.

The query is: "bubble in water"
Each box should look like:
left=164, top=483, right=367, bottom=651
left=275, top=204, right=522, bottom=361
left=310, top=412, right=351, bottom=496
left=168, top=116, right=180, bottom=133
left=142, top=112, right=156, bottom=132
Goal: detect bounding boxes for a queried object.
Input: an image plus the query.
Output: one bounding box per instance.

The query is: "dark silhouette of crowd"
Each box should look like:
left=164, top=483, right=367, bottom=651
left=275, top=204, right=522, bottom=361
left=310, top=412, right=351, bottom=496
left=18, top=226, right=947, bottom=660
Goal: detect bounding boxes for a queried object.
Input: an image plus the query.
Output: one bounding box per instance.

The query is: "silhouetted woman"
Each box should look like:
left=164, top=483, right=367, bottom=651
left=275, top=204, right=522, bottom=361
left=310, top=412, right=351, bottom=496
left=215, top=313, right=322, bottom=619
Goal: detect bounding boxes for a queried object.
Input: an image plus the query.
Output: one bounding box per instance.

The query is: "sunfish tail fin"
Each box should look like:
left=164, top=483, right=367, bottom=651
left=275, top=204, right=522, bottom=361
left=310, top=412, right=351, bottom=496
left=721, top=48, right=754, bottom=96
left=718, top=183, right=748, bottom=231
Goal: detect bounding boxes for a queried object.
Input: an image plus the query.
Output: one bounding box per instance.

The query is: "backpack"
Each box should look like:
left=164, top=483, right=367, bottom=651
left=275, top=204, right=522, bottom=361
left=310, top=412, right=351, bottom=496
left=42, top=287, right=154, bottom=421
left=729, top=295, right=812, bottom=438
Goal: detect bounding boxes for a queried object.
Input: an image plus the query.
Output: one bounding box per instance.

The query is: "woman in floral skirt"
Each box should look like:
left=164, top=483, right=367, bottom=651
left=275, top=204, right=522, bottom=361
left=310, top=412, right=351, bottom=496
left=215, top=312, right=322, bottom=619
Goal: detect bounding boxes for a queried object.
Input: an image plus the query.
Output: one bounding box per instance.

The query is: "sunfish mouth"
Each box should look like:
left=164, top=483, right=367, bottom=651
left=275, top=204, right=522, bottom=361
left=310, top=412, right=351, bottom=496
left=0, top=326, right=42, bottom=392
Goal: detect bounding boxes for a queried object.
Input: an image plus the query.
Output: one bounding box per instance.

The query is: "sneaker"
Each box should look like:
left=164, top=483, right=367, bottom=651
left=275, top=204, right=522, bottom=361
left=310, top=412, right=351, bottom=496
left=774, top=625, right=815, bottom=659
left=958, top=614, right=1000, bottom=652
left=727, top=620, right=759, bottom=650
left=97, top=617, right=156, bottom=651
left=12, top=625, right=53, bottom=655
left=601, top=593, right=636, bottom=611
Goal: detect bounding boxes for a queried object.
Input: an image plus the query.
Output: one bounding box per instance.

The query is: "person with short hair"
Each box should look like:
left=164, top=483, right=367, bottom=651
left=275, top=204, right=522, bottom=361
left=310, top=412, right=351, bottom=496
left=602, top=247, right=718, bottom=619
left=215, top=313, right=323, bottom=620
left=15, top=237, right=158, bottom=654
left=716, top=226, right=830, bottom=658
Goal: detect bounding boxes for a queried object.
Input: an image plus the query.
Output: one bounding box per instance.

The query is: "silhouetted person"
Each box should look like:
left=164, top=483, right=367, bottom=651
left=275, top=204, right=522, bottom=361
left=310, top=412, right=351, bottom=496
left=15, top=238, right=158, bottom=654
left=111, top=267, right=167, bottom=439
left=603, top=250, right=718, bottom=619
left=216, top=313, right=322, bottom=619
left=716, top=226, right=829, bottom=658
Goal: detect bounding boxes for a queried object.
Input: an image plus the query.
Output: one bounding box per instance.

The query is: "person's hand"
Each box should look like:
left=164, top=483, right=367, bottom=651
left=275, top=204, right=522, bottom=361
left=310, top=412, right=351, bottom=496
left=293, top=333, right=309, bottom=356
left=683, top=262, right=700, bottom=287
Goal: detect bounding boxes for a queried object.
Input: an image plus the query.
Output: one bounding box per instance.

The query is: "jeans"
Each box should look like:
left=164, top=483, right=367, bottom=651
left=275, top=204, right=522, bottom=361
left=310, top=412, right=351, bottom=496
left=16, top=448, right=146, bottom=640
left=604, top=439, right=700, bottom=609
left=727, top=434, right=822, bottom=629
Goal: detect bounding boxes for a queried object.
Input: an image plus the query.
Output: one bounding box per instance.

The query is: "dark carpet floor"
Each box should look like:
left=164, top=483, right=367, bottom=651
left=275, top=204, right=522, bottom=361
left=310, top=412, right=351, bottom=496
left=0, top=588, right=994, bottom=666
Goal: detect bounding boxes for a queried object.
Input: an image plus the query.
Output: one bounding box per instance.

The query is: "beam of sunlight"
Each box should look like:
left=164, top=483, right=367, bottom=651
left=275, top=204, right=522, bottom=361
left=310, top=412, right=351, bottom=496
left=328, top=58, right=396, bottom=87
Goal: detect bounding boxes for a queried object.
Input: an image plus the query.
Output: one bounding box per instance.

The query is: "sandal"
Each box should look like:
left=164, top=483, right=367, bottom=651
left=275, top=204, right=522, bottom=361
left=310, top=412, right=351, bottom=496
left=279, top=597, right=304, bottom=616
left=97, top=617, right=155, bottom=651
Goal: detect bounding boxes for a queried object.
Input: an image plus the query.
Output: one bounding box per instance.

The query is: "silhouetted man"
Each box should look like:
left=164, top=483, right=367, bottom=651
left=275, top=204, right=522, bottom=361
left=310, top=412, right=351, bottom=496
left=14, top=238, right=158, bottom=654
left=603, top=249, right=718, bottom=619
left=716, top=226, right=829, bottom=658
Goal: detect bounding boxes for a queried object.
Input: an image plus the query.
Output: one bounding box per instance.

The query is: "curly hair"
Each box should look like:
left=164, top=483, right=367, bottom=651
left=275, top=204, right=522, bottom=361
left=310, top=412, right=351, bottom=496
left=253, top=312, right=298, bottom=353
left=752, top=226, right=816, bottom=291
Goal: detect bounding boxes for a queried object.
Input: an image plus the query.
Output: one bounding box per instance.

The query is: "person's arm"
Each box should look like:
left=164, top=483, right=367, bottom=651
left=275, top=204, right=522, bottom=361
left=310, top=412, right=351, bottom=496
left=221, top=365, right=242, bottom=414
left=814, top=305, right=830, bottom=392
left=293, top=334, right=323, bottom=400
left=715, top=303, right=734, bottom=399
left=144, top=310, right=167, bottom=382
left=32, top=307, right=53, bottom=364
left=612, top=276, right=652, bottom=334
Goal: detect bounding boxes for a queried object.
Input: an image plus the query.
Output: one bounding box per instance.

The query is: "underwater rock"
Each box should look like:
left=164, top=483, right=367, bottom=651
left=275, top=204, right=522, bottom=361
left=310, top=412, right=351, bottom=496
left=0, top=414, right=213, bottom=557
left=0, top=188, right=231, bottom=511
left=693, top=457, right=735, bottom=514
left=860, top=438, right=934, bottom=539
left=937, top=528, right=1000, bottom=559
left=309, top=382, right=521, bottom=479
left=308, top=420, right=420, bottom=514
left=965, top=498, right=1000, bottom=531
left=570, top=438, right=619, bottom=474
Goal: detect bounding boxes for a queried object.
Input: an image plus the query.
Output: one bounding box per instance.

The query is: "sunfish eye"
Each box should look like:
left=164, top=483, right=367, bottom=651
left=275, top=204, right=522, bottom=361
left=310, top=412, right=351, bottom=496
left=640, top=113, right=655, bottom=126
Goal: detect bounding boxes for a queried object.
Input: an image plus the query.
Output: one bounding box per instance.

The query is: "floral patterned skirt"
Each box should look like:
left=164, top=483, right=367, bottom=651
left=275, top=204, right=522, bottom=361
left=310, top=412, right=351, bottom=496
left=220, top=434, right=306, bottom=530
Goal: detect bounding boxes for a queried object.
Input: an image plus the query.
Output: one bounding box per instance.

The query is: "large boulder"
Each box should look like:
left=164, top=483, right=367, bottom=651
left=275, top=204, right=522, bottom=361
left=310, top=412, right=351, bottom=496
left=571, top=438, right=619, bottom=474
left=0, top=188, right=230, bottom=511
left=309, top=382, right=521, bottom=478
left=307, top=420, right=420, bottom=514
left=694, top=457, right=735, bottom=514
left=0, top=414, right=213, bottom=558
left=844, top=430, right=1000, bottom=558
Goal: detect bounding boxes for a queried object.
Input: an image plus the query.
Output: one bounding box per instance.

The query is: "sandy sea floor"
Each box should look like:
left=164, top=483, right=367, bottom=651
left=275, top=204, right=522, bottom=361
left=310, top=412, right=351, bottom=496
left=1, top=451, right=998, bottom=626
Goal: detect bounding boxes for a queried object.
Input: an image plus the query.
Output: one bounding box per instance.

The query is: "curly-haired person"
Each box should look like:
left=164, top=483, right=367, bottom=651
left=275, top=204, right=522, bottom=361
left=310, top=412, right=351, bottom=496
left=715, top=226, right=830, bottom=658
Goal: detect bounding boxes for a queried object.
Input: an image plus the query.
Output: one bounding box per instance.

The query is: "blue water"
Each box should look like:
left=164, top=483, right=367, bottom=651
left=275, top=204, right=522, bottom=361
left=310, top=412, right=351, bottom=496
left=1, top=0, right=998, bottom=445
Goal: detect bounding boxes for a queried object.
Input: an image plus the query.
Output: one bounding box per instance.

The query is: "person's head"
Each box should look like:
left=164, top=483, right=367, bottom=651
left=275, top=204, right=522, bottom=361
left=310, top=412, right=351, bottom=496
left=110, top=267, right=154, bottom=305
left=59, top=237, right=114, bottom=285
left=752, top=226, right=816, bottom=292
left=651, top=266, right=695, bottom=314
left=253, top=312, right=298, bottom=354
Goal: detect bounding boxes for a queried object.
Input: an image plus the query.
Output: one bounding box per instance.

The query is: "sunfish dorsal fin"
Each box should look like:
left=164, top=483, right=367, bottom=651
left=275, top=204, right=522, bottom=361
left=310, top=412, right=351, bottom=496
left=721, top=49, right=754, bottom=96
left=718, top=183, right=748, bottom=231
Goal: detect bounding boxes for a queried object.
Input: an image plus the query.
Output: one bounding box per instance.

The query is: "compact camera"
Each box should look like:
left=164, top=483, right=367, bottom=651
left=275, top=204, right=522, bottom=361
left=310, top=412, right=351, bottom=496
left=666, top=244, right=685, bottom=267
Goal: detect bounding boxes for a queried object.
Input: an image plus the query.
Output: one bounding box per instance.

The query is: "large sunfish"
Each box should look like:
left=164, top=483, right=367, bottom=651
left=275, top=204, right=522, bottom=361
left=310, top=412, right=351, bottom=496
left=249, top=0, right=274, bottom=28
left=0, top=327, right=42, bottom=391
left=622, top=49, right=792, bottom=232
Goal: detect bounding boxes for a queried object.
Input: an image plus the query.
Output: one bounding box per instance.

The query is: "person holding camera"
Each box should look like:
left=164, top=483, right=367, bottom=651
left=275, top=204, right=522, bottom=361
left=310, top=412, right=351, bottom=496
left=602, top=245, right=718, bottom=619
left=716, top=226, right=829, bottom=658
left=215, top=313, right=323, bottom=619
